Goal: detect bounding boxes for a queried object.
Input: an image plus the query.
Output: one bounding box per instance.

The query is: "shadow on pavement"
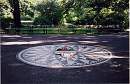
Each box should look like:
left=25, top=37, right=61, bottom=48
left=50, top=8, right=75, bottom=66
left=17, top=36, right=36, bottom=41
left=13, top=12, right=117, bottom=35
left=1, top=34, right=129, bottom=84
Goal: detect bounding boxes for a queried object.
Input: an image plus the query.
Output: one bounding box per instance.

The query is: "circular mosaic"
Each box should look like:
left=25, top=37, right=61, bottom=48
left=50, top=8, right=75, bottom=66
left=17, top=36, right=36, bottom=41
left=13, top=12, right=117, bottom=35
left=17, top=45, right=112, bottom=68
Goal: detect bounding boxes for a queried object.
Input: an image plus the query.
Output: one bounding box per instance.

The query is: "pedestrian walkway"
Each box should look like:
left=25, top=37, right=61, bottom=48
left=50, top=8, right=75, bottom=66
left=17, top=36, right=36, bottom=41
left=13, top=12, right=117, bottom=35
left=1, top=33, right=129, bottom=84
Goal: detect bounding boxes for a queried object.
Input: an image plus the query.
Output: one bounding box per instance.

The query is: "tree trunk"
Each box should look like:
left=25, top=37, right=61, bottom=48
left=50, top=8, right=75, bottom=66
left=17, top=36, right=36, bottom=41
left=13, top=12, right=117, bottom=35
left=13, top=0, right=21, bottom=28
left=9, top=0, right=21, bottom=28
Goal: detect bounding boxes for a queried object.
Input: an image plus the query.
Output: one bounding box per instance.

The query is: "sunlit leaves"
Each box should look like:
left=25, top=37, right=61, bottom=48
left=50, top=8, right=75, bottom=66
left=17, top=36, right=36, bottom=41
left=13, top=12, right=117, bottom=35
left=20, top=0, right=35, bottom=17
left=34, top=0, right=63, bottom=25
left=0, top=0, right=128, bottom=29
left=111, top=0, right=128, bottom=12
left=0, top=0, right=12, bottom=17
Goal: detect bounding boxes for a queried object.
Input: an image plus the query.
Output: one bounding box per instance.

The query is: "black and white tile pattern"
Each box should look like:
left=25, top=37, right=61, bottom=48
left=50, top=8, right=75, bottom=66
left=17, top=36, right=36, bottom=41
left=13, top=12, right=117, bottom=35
left=17, top=45, right=112, bottom=68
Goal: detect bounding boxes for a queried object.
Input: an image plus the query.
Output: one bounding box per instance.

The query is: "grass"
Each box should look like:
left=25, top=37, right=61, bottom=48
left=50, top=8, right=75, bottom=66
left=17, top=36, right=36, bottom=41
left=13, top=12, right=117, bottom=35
left=7, top=27, right=99, bottom=35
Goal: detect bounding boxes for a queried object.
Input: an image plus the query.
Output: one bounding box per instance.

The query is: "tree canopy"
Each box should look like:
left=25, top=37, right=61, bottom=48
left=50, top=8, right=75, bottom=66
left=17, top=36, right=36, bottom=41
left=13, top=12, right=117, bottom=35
left=0, top=0, right=129, bottom=29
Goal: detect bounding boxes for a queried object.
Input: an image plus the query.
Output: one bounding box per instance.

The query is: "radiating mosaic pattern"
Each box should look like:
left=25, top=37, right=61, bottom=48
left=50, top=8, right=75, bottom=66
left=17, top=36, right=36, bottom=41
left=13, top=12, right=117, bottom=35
left=17, top=45, right=112, bottom=68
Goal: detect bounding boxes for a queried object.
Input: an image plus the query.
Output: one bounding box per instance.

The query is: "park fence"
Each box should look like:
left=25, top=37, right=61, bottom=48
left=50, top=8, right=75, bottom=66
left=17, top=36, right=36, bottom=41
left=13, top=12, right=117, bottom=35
left=1, top=27, right=97, bottom=35
left=0, top=24, right=123, bottom=35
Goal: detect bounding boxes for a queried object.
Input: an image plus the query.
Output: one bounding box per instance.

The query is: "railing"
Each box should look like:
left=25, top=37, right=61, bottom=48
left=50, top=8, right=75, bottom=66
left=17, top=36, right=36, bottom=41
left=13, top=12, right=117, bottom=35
left=1, top=27, right=98, bottom=35
left=1, top=25, right=123, bottom=35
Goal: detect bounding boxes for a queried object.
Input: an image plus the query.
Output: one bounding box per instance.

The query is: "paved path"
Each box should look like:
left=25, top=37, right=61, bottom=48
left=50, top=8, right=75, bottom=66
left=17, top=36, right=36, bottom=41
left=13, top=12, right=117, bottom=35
left=1, top=33, right=129, bottom=84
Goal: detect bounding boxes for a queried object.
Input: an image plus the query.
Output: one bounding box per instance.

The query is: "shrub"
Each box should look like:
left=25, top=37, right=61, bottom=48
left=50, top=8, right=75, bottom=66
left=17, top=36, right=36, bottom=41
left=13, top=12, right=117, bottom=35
left=34, top=0, right=62, bottom=25
left=0, top=17, right=13, bottom=29
left=33, top=16, right=52, bottom=25
left=21, top=16, right=32, bottom=20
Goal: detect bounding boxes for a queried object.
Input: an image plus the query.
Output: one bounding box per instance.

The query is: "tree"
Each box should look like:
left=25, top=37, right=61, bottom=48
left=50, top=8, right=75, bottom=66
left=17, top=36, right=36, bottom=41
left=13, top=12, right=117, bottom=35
left=59, top=0, right=91, bottom=24
left=89, top=0, right=112, bottom=25
left=0, top=0, right=9, bottom=17
left=8, top=0, right=21, bottom=28
left=20, top=0, right=34, bottom=18
left=34, top=0, right=62, bottom=25
left=0, top=0, right=13, bottom=29
left=111, top=0, right=129, bottom=29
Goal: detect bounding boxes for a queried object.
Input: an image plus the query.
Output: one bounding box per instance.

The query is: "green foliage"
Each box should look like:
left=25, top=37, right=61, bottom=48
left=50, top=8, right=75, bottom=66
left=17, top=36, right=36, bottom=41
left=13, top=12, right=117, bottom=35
left=33, top=16, right=51, bottom=25
left=99, top=13, right=123, bottom=25
left=20, top=16, right=32, bottom=20
left=34, top=0, right=62, bottom=25
left=0, top=0, right=12, bottom=17
left=60, top=0, right=92, bottom=24
left=89, top=0, right=112, bottom=9
left=123, top=9, right=129, bottom=29
left=0, top=0, right=128, bottom=30
left=20, top=0, right=34, bottom=17
left=111, top=0, right=128, bottom=12
left=0, top=17, right=13, bottom=28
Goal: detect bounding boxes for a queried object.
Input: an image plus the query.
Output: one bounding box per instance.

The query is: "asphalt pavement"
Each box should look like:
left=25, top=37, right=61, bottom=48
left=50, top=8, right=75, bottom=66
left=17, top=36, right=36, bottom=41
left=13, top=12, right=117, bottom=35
left=1, top=33, right=129, bottom=84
